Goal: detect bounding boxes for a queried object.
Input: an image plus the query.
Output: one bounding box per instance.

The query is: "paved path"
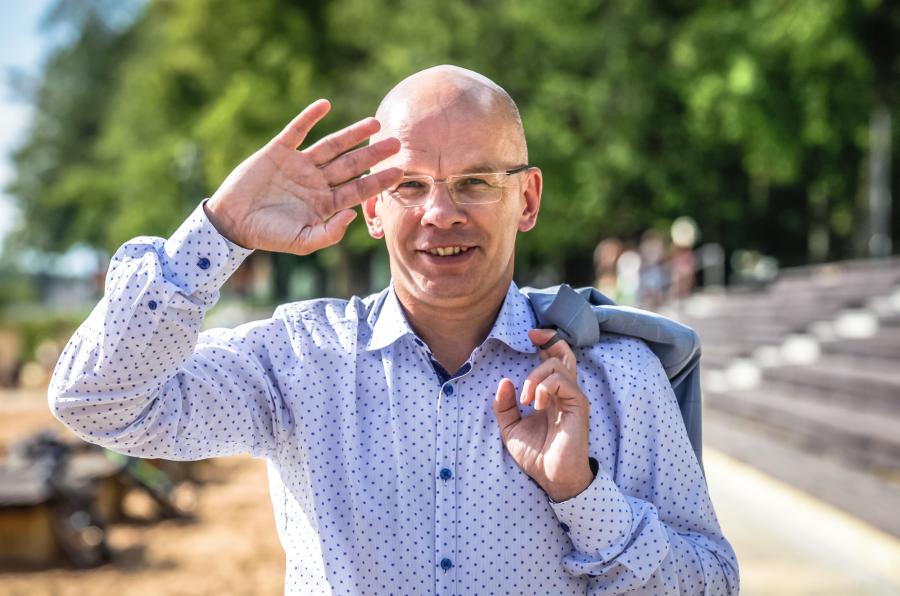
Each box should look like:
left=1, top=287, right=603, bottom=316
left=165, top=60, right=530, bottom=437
left=705, top=449, right=900, bottom=595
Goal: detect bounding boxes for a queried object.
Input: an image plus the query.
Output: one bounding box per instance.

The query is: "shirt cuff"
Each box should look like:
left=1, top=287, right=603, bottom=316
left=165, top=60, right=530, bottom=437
left=549, top=463, right=634, bottom=556
left=161, top=199, right=254, bottom=296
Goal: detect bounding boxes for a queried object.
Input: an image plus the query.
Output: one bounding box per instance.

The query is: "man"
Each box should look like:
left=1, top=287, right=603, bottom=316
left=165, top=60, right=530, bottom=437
left=50, top=65, right=738, bottom=594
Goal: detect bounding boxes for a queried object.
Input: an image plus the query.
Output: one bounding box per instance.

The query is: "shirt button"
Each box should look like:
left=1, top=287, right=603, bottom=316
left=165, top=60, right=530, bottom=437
left=148, top=300, right=158, bottom=311
left=440, top=558, right=453, bottom=571
left=197, top=257, right=211, bottom=270
left=443, top=384, right=454, bottom=396
left=559, top=522, right=570, bottom=533
left=439, top=468, right=452, bottom=480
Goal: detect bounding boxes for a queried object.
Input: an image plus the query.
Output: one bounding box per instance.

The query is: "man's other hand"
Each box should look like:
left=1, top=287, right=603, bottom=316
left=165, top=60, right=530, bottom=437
left=492, top=329, right=594, bottom=502
left=205, top=99, right=402, bottom=255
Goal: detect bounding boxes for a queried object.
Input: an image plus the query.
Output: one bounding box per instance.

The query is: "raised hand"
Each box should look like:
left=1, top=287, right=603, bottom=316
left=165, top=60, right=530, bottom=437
left=205, top=99, right=402, bottom=255
left=492, top=329, right=594, bottom=502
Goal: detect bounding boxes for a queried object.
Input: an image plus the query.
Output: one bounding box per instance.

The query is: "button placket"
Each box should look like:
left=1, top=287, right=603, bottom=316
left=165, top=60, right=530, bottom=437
left=434, top=377, right=459, bottom=594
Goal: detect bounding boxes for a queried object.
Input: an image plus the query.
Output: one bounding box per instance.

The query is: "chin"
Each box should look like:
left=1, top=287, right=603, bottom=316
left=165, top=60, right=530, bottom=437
left=416, top=277, right=481, bottom=300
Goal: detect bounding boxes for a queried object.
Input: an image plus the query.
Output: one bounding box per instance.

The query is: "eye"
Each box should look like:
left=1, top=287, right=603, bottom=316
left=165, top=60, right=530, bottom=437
left=460, top=177, right=490, bottom=186
left=397, top=180, right=426, bottom=190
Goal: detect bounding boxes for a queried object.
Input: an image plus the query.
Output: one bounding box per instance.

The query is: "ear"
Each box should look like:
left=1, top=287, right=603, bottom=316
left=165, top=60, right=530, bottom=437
left=517, top=167, right=542, bottom=232
left=363, top=194, right=385, bottom=239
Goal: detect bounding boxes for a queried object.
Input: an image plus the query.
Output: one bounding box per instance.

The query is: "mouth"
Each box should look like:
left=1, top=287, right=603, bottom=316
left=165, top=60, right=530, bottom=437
left=417, top=245, right=477, bottom=264
left=423, top=246, right=471, bottom=257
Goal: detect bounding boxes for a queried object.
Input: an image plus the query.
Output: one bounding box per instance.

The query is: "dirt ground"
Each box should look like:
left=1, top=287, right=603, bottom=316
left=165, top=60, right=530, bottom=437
left=0, top=390, right=285, bottom=596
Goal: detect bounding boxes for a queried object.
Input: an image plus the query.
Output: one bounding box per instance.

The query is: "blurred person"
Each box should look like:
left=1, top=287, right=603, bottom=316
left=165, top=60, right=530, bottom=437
left=637, top=229, right=669, bottom=310
left=592, top=237, right=622, bottom=299
left=668, top=217, right=699, bottom=302
left=48, top=66, right=737, bottom=595
left=615, top=246, right=642, bottom=306
left=668, top=244, right=697, bottom=301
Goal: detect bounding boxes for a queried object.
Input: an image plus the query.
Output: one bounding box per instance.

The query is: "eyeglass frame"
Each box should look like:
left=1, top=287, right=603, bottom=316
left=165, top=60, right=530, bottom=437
left=381, top=165, right=532, bottom=207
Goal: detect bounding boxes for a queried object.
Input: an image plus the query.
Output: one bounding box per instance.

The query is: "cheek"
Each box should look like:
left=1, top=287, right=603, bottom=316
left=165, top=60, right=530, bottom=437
left=380, top=208, right=421, bottom=252
left=475, top=209, right=520, bottom=256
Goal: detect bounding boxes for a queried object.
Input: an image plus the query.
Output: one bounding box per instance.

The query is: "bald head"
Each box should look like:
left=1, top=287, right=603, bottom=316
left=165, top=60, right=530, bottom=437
left=374, top=65, right=527, bottom=163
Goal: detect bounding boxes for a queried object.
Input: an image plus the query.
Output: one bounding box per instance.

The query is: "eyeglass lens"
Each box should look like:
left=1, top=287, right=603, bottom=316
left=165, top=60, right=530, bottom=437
left=389, top=173, right=508, bottom=205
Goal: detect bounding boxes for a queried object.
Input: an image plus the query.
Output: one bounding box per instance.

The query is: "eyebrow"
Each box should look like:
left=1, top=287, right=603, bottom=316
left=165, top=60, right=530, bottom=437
left=404, top=163, right=505, bottom=176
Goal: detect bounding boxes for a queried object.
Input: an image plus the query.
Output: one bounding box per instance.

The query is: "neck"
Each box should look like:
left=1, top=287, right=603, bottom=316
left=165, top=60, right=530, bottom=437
left=396, top=281, right=511, bottom=374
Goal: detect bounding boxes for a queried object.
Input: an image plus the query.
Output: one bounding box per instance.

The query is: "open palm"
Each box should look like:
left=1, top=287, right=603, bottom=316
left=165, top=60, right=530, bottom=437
left=206, top=99, right=402, bottom=255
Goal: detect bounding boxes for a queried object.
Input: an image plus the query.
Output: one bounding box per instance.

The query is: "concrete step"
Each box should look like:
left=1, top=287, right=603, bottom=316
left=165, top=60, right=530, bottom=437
left=705, top=384, right=900, bottom=472
left=822, top=341, right=900, bottom=360
left=704, top=448, right=900, bottom=595
left=761, top=355, right=900, bottom=408
left=704, top=409, right=900, bottom=538
left=745, top=376, right=900, bottom=417
left=820, top=329, right=900, bottom=360
left=695, top=327, right=793, bottom=345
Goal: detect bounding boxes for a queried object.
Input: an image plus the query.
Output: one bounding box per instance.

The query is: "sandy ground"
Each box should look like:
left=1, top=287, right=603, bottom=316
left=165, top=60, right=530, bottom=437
left=0, top=390, right=285, bottom=596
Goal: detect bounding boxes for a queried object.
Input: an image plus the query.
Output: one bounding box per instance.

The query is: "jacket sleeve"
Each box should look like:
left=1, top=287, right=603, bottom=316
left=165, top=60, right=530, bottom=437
left=48, top=202, right=293, bottom=460
left=549, top=343, right=739, bottom=594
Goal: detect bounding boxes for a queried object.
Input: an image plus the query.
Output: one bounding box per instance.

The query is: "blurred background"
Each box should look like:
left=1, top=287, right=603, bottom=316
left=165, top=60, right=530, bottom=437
left=0, top=0, right=898, bottom=594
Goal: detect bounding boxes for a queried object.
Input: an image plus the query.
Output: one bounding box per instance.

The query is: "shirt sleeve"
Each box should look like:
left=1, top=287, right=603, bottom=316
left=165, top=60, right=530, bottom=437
left=549, top=347, right=739, bottom=594
left=48, top=201, right=293, bottom=460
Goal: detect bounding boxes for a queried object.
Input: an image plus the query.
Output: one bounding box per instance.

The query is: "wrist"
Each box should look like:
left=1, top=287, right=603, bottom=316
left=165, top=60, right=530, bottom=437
left=544, top=458, right=597, bottom=502
left=203, top=198, right=245, bottom=248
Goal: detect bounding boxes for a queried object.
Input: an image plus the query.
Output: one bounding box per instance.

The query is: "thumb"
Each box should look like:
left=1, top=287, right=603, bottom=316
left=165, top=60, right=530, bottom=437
left=492, top=378, right=521, bottom=442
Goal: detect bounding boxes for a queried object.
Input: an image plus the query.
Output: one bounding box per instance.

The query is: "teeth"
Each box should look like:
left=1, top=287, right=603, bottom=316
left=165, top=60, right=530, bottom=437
left=427, top=246, right=468, bottom=256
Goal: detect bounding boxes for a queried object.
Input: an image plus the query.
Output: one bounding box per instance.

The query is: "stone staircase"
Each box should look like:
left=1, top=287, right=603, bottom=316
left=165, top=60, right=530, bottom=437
left=665, top=257, right=900, bottom=537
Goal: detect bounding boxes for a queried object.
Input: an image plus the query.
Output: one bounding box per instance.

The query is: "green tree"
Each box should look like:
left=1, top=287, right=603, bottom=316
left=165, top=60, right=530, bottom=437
left=7, top=1, right=136, bottom=253
left=7, top=0, right=898, bottom=297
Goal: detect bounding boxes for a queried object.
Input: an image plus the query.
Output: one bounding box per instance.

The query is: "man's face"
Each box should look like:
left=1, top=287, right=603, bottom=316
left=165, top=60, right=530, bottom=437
left=364, top=104, right=542, bottom=310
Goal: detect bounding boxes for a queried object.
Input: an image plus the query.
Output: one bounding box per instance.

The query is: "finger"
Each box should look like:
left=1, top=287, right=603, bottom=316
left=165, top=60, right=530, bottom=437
left=320, top=137, right=401, bottom=187
left=538, top=331, right=564, bottom=351
left=290, top=209, right=357, bottom=255
left=528, top=328, right=577, bottom=377
left=305, top=116, right=382, bottom=166
left=328, top=167, right=404, bottom=215
left=520, top=357, right=567, bottom=406
left=492, top=378, right=522, bottom=442
left=273, top=99, right=332, bottom=149
left=534, top=372, right=583, bottom=411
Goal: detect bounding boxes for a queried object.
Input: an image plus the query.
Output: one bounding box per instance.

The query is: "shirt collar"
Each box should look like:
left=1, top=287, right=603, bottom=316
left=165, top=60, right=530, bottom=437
left=484, top=282, right=538, bottom=354
left=365, top=281, right=537, bottom=354
left=365, top=284, right=415, bottom=351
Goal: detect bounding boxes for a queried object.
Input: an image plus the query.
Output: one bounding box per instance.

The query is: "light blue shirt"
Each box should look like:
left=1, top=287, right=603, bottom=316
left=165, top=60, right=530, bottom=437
left=49, top=203, right=738, bottom=595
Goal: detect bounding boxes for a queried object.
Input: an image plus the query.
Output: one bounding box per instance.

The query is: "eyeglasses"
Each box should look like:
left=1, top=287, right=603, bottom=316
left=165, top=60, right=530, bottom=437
left=384, top=165, right=530, bottom=207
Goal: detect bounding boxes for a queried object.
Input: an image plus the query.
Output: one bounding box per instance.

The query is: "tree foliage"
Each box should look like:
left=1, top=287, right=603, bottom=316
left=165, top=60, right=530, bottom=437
left=6, top=0, right=899, bottom=295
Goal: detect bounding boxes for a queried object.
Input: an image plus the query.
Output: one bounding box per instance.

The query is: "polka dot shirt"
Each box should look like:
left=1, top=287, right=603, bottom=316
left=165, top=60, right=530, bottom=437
left=50, top=203, right=739, bottom=595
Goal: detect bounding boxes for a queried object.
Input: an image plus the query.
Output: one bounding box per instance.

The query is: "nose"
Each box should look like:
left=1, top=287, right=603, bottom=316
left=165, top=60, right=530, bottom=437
left=420, top=181, right=467, bottom=229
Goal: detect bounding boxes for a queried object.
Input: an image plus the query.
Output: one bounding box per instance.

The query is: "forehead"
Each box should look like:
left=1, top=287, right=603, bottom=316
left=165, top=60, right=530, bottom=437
left=380, top=105, right=519, bottom=175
